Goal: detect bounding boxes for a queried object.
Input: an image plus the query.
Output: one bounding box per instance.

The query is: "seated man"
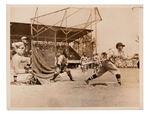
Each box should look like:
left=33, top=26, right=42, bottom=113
left=11, top=44, right=30, bottom=82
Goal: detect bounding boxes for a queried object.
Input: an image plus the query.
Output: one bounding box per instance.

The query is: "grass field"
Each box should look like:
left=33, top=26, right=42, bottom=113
left=9, top=68, right=141, bottom=109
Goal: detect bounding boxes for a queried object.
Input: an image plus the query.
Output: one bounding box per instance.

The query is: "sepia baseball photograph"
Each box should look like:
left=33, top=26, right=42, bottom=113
left=7, top=5, right=143, bottom=109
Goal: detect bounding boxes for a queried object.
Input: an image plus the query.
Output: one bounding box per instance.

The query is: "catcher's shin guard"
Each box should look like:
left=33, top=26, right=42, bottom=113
left=89, top=74, right=97, bottom=80
left=85, top=74, right=98, bottom=84
left=87, top=74, right=97, bottom=81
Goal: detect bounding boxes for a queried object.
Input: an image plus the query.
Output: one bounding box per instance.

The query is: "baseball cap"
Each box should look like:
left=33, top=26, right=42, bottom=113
left=116, top=42, right=125, bottom=49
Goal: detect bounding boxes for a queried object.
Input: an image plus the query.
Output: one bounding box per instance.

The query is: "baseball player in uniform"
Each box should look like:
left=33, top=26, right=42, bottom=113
left=85, top=42, right=127, bottom=86
left=50, top=50, right=74, bottom=82
left=11, top=36, right=31, bottom=82
left=93, top=53, right=100, bottom=73
left=80, top=53, right=88, bottom=72
left=11, top=44, right=30, bottom=82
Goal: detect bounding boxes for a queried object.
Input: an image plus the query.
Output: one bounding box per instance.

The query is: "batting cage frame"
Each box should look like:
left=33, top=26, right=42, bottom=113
left=30, top=7, right=102, bottom=79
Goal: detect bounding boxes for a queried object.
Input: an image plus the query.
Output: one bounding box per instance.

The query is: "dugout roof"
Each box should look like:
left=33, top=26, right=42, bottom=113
left=10, top=22, right=93, bottom=42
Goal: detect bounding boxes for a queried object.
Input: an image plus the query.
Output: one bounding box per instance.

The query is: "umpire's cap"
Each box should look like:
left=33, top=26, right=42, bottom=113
left=116, top=42, right=125, bottom=49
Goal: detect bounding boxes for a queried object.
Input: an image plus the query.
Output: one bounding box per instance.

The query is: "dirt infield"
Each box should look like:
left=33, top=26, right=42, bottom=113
left=9, top=68, right=141, bottom=109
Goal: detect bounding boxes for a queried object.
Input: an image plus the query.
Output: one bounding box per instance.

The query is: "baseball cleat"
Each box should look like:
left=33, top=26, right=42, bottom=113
left=118, top=81, right=121, bottom=85
left=85, top=80, right=89, bottom=84
left=50, top=79, right=56, bottom=82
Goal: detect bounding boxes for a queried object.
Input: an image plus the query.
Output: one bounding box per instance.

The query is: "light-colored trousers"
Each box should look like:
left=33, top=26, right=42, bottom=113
left=96, top=60, right=120, bottom=77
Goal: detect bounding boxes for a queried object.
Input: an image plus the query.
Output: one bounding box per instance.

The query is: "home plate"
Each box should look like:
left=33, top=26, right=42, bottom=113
left=88, top=72, right=120, bottom=87
left=90, top=82, right=119, bottom=87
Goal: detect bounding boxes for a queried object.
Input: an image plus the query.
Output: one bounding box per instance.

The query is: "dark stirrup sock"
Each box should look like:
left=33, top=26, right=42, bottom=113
left=67, top=71, right=74, bottom=81
left=52, top=73, right=59, bottom=80
left=115, top=74, right=121, bottom=84
left=87, top=74, right=97, bottom=80
left=116, top=74, right=121, bottom=79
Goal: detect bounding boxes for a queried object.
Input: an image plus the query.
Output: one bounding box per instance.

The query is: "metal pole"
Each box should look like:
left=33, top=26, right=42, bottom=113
left=30, top=19, right=33, bottom=36
left=91, top=8, right=92, bottom=40
left=30, top=19, right=33, bottom=65
left=65, top=10, right=68, bottom=51
left=54, top=31, right=57, bottom=57
left=30, top=19, right=33, bottom=54
left=31, top=7, right=70, bottom=20
left=94, top=8, right=97, bottom=53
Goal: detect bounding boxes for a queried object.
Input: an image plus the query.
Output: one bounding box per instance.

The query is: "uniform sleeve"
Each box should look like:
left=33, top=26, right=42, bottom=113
left=115, top=50, right=128, bottom=60
left=20, top=56, right=30, bottom=64
left=12, top=42, right=23, bottom=48
left=55, top=57, right=57, bottom=66
left=57, top=55, right=63, bottom=65
left=80, top=56, right=83, bottom=62
left=107, top=49, right=115, bottom=58
left=122, top=52, right=129, bottom=60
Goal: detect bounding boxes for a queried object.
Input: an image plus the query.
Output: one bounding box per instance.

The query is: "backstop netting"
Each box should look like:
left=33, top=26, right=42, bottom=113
left=30, top=7, right=102, bottom=79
